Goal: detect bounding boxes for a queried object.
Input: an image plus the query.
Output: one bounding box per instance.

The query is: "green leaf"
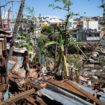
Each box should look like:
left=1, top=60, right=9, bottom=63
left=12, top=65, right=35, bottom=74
left=20, top=43, right=33, bottom=51
left=100, top=4, right=105, bottom=8
left=44, top=41, right=58, bottom=47
left=54, top=6, right=63, bottom=9
left=26, top=7, right=35, bottom=14
left=18, top=35, right=26, bottom=39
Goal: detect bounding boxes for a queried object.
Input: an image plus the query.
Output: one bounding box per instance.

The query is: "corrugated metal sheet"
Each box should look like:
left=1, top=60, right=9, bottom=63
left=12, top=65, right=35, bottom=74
left=39, top=84, right=92, bottom=105
left=72, top=82, right=105, bottom=103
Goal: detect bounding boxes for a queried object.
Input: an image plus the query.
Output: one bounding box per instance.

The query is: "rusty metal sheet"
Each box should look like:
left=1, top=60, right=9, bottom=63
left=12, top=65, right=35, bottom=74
left=47, top=79, right=85, bottom=97
left=65, top=80, right=105, bottom=105
left=47, top=79, right=105, bottom=105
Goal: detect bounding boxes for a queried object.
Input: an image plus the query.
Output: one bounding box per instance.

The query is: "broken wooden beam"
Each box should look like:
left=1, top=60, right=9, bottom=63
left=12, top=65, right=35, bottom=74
left=25, top=96, right=36, bottom=105
left=0, top=84, right=7, bottom=92
left=47, top=79, right=105, bottom=105
left=0, top=88, right=36, bottom=105
left=65, top=80, right=105, bottom=105
left=36, top=97, right=47, bottom=105
left=47, top=79, right=85, bottom=97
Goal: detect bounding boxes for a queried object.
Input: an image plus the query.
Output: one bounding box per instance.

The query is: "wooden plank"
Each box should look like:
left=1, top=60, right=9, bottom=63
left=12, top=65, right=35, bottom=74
left=65, top=80, right=105, bottom=105
left=25, top=96, right=36, bottom=105
left=0, top=41, right=3, bottom=55
left=0, top=88, right=36, bottom=105
left=0, top=84, right=7, bottom=92
left=36, top=97, right=47, bottom=105
left=47, top=80, right=85, bottom=97
left=47, top=79, right=105, bottom=105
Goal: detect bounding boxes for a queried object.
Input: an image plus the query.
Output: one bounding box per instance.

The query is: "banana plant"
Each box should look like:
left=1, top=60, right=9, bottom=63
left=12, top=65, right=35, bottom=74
left=44, top=31, right=69, bottom=78
left=48, top=0, right=85, bottom=79
left=36, top=36, right=48, bottom=64
left=48, top=0, right=73, bottom=78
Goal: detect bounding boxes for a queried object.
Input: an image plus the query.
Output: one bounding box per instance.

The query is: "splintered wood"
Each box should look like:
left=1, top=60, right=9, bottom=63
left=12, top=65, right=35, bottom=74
left=25, top=96, right=36, bottom=105
left=0, top=88, right=35, bottom=105
left=0, top=79, right=105, bottom=105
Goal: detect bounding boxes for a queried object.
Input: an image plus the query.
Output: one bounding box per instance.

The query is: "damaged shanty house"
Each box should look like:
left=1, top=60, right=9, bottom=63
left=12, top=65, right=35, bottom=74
left=0, top=30, right=11, bottom=55
left=0, top=0, right=105, bottom=105
left=77, top=41, right=105, bottom=103
left=0, top=30, right=11, bottom=103
left=0, top=29, right=104, bottom=105
left=1, top=70, right=105, bottom=105
left=0, top=31, right=105, bottom=105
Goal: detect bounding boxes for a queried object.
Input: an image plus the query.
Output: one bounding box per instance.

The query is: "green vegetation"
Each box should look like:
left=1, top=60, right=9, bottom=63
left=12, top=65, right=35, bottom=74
left=17, top=33, right=33, bottom=52
left=12, top=0, right=85, bottom=80
left=41, top=26, right=54, bottom=35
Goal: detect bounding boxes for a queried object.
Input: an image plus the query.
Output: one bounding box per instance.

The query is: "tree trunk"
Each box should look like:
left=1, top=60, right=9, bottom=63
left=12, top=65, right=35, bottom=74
left=61, top=44, right=68, bottom=79
left=0, top=6, right=2, bottom=29
left=7, top=8, right=11, bottom=30
left=8, top=0, right=25, bottom=60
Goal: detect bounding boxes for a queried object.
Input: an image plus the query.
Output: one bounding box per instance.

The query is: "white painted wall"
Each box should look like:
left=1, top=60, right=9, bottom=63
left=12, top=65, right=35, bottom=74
left=68, top=19, right=77, bottom=29
left=83, top=20, right=99, bottom=31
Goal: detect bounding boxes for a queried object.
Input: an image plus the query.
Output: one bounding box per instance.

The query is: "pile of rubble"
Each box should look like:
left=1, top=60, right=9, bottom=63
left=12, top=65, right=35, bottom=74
left=79, top=51, right=105, bottom=92
left=0, top=51, right=105, bottom=105
left=0, top=63, right=104, bottom=104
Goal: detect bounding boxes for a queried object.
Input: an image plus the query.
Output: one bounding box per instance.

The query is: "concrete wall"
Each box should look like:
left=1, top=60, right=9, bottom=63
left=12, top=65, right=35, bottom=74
left=83, top=20, right=99, bottom=31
